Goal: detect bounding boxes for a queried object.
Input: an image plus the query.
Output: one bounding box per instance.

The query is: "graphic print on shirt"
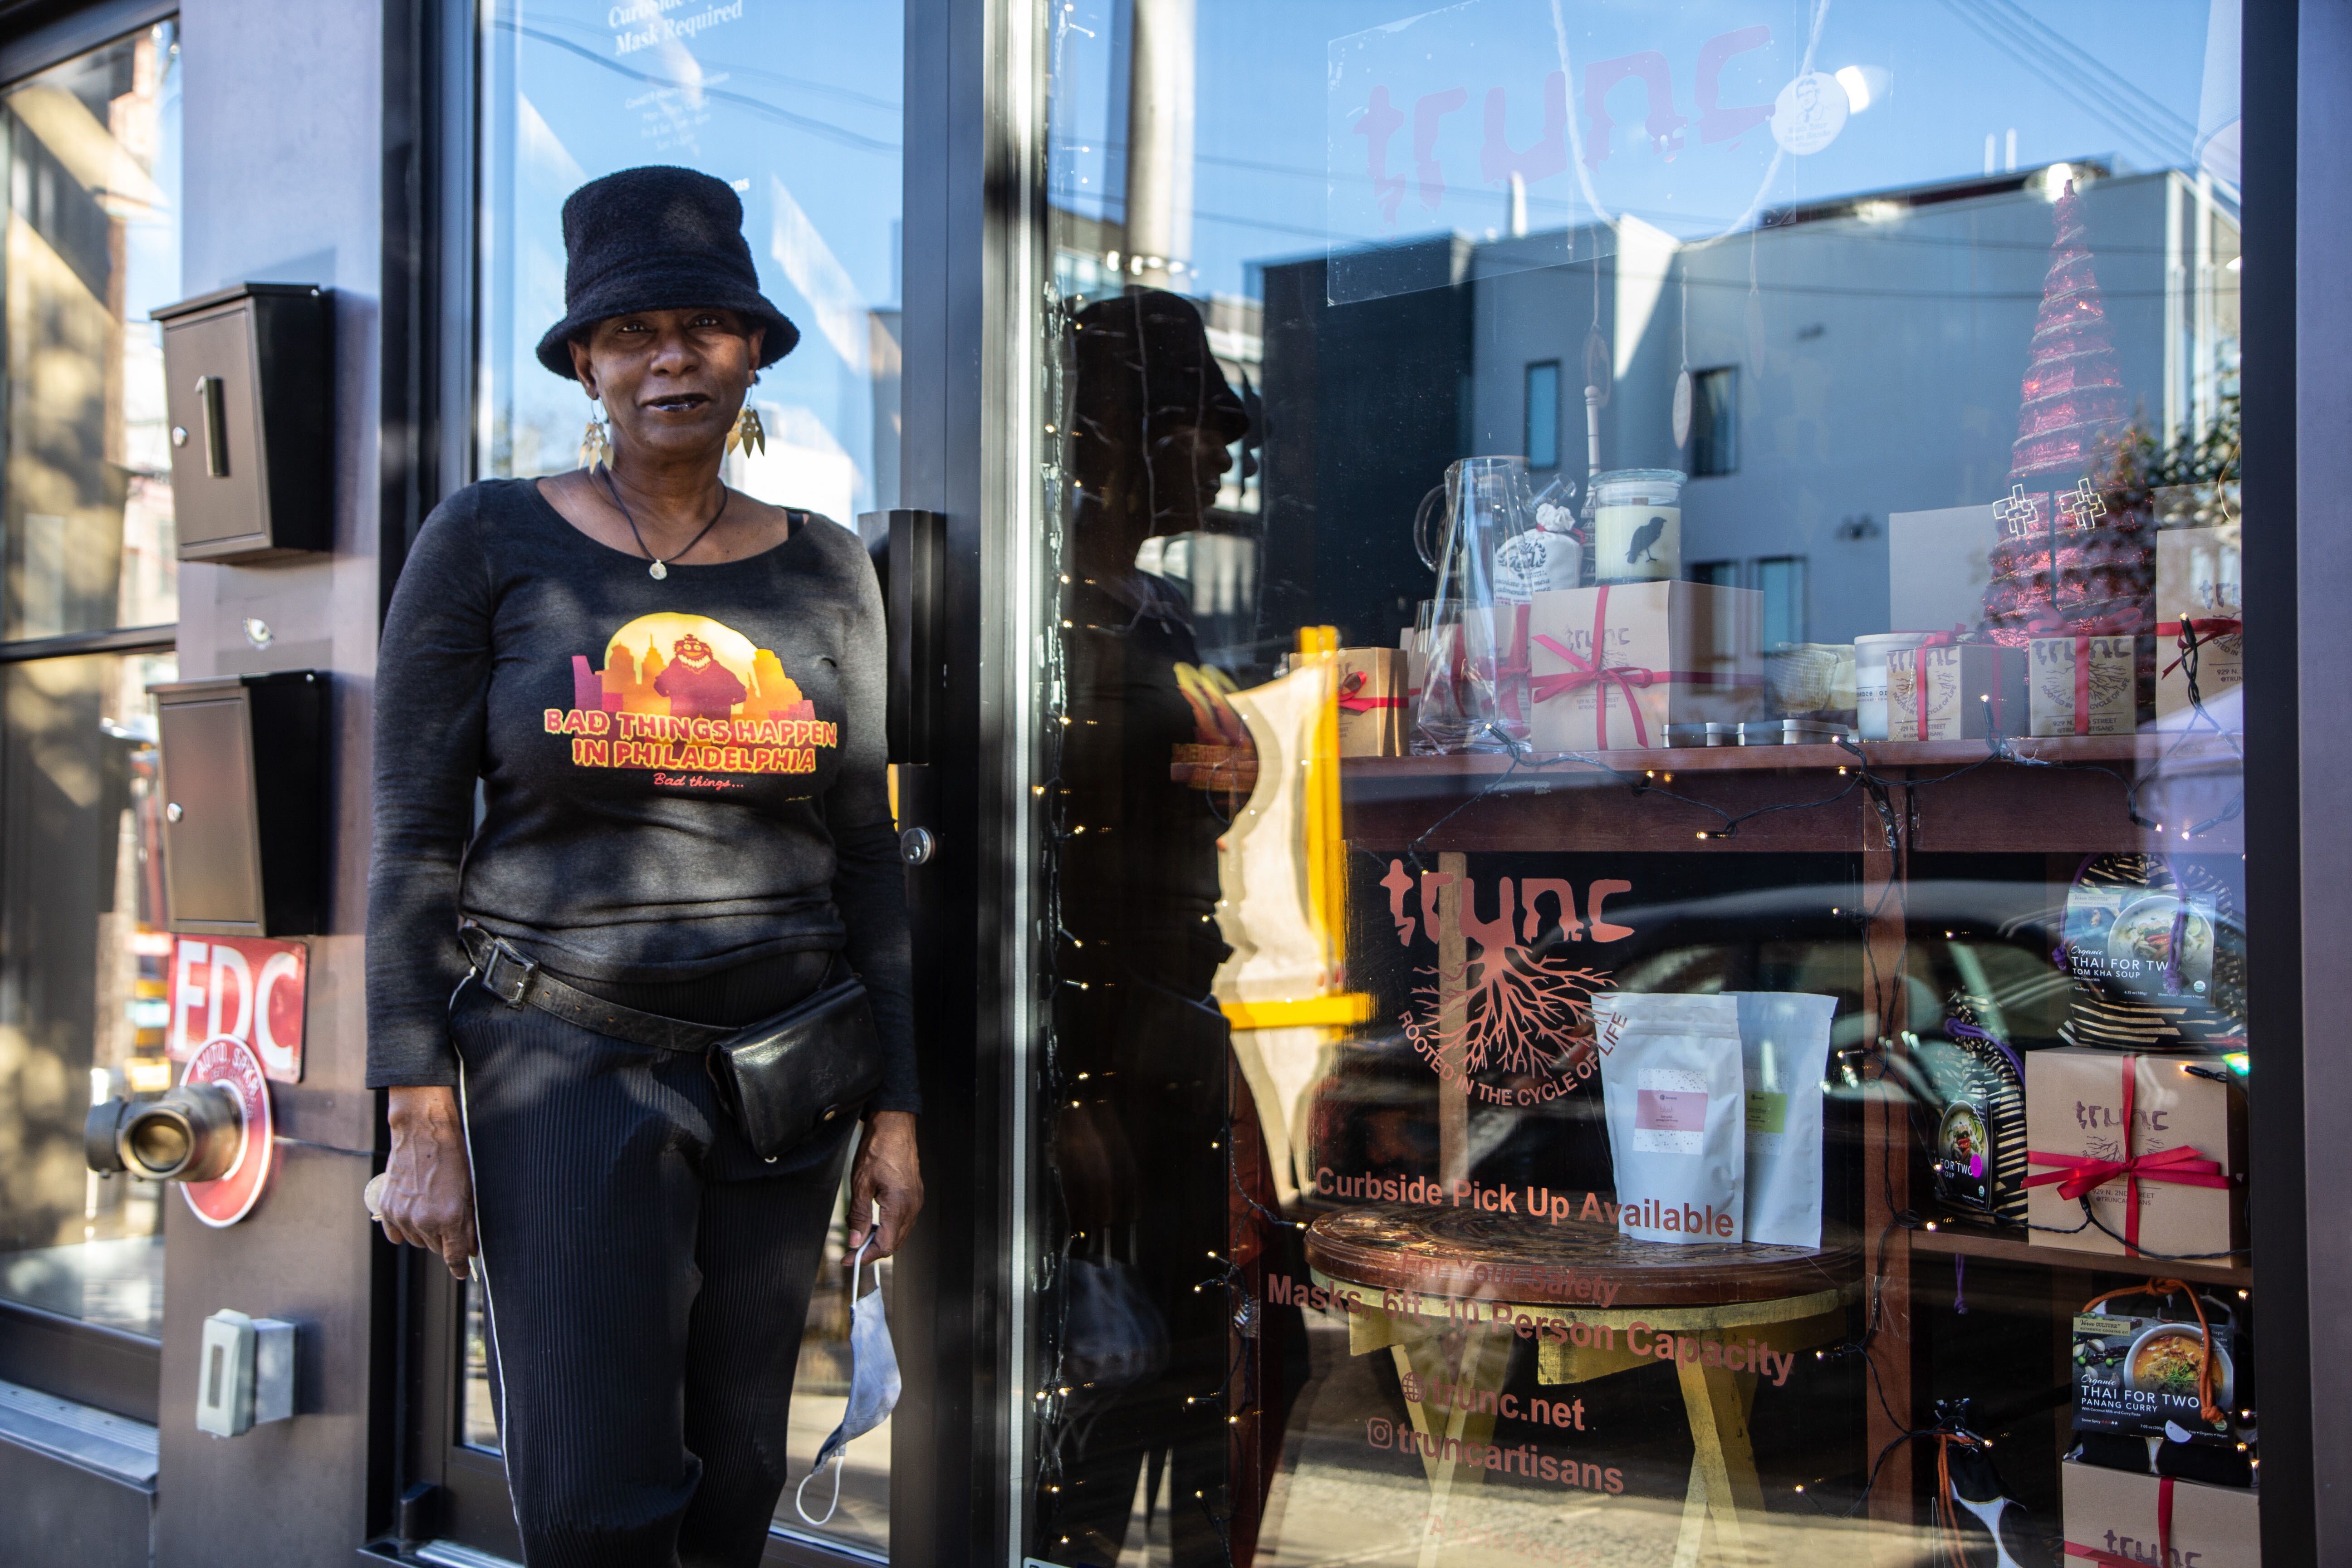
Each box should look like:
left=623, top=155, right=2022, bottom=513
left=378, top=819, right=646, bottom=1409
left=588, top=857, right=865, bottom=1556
left=541, top=612, right=838, bottom=789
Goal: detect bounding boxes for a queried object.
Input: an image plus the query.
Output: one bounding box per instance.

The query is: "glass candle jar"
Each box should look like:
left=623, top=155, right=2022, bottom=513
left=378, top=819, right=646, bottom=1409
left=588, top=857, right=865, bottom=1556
left=1591, top=468, right=1685, bottom=584
left=1853, top=631, right=1936, bottom=740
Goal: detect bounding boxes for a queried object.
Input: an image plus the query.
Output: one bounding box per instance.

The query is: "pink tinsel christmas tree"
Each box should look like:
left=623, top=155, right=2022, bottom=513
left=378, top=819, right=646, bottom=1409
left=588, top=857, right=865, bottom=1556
left=1981, top=181, right=2153, bottom=644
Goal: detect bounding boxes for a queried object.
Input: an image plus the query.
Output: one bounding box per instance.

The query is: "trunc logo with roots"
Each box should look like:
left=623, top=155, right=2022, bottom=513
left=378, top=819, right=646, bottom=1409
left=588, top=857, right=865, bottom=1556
left=1378, top=860, right=1626, bottom=1098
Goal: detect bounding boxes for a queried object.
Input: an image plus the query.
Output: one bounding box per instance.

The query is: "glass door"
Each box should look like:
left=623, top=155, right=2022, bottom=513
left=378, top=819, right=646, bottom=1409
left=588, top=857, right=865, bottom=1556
left=413, top=3, right=906, bottom=1559
left=1022, top=3, right=2257, bottom=1565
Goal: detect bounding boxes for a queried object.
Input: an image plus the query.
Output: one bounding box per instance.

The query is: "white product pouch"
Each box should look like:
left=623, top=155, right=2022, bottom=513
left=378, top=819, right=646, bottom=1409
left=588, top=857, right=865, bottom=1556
left=1730, top=992, right=1840, bottom=1248
left=1594, top=993, right=1746, bottom=1244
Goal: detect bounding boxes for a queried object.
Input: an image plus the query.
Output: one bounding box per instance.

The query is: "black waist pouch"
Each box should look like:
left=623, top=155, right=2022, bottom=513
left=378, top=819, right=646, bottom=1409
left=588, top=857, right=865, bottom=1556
left=705, top=971, right=887, bottom=1160
left=459, top=924, right=883, bottom=1161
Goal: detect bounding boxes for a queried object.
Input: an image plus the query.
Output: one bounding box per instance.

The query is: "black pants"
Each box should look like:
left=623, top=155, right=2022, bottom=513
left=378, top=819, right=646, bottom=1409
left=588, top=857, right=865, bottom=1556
left=452, top=961, right=853, bottom=1568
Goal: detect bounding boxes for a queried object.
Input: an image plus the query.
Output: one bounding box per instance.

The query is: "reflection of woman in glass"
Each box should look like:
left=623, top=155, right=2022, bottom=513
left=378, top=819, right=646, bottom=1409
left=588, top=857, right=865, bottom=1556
left=1042, top=290, right=1252, bottom=1566
left=366, top=167, right=920, bottom=1567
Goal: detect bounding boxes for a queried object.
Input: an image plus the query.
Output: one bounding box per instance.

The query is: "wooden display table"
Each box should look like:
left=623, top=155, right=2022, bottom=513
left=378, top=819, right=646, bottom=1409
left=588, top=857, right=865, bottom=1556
left=1307, top=1203, right=1861, bottom=1568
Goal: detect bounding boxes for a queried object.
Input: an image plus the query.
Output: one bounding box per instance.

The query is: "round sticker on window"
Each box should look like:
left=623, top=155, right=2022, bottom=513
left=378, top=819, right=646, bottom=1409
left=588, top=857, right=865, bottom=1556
left=1773, top=73, right=1850, bottom=155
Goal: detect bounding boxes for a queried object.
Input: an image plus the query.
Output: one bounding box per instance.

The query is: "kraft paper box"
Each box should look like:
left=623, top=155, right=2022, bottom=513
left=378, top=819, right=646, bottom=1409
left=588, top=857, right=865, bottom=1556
left=2061, top=1460, right=2258, bottom=1568
left=1885, top=643, right=2027, bottom=741
left=2024, top=1048, right=2244, bottom=1260
left=1526, top=582, right=1762, bottom=753
left=2029, top=634, right=2155, bottom=737
left=1334, top=648, right=1406, bottom=757
left=2153, top=618, right=2243, bottom=734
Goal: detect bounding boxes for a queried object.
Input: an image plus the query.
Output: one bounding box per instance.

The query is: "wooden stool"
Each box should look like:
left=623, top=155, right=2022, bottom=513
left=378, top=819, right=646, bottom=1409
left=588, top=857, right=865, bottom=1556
left=1307, top=1202, right=1860, bottom=1568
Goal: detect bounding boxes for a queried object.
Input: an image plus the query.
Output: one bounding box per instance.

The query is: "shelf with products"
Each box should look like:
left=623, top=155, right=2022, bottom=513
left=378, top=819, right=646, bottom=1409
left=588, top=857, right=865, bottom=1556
left=1344, top=732, right=2244, bottom=785
left=1908, top=1222, right=2251, bottom=1292
left=1340, top=734, right=2245, bottom=856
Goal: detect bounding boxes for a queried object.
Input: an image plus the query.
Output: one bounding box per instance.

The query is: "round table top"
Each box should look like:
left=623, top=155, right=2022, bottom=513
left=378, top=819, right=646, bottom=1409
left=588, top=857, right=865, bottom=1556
left=1304, top=1202, right=1862, bottom=1307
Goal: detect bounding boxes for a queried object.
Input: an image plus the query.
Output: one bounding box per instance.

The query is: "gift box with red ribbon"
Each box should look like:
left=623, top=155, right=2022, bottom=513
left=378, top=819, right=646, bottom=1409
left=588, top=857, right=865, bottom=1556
left=1886, top=639, right=2027, bottom=741
left=1333, top=648, right=1407, bottom=757
left=2153, top=617, right=2243, bottom=734
left=1524, top=583, right=1761, bottom=753
left=2061, top=1459, right=2257, bottom=1568
left=2024, top=1048, right=2244, bottom=1261
left=2029, top=633, right=2155, bottom=737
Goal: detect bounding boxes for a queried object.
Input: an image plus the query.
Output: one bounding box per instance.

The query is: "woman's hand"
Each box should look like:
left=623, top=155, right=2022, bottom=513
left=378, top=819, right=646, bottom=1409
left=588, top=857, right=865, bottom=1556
left=845, top=1110, right=922, bottom=1262
left=378, top=1086, right=478, bottom=1279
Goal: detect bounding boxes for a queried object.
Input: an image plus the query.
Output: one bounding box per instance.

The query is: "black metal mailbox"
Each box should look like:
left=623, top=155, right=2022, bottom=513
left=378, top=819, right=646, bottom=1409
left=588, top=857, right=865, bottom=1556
left=154, top=283, right=335, bottom=563
left=153, top=671, right=327, bottom=936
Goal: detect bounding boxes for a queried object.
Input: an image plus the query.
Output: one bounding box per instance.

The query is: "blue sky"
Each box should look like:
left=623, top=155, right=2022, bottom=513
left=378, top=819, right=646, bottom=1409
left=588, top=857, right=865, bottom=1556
left=481, top=0, right=903, bottom=488
left=1053, top=0, right=2232, bottom=301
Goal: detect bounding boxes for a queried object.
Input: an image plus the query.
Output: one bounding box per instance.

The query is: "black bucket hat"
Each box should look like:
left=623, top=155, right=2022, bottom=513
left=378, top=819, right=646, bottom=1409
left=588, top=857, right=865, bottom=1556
left=1070, top=289, right=1250, bottom=447
left=534, top=165, right=799, bottom=379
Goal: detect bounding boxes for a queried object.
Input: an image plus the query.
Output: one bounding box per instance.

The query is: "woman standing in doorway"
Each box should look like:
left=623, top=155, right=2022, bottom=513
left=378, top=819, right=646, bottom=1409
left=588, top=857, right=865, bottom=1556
left=364, top=166, right=922, bottom=1568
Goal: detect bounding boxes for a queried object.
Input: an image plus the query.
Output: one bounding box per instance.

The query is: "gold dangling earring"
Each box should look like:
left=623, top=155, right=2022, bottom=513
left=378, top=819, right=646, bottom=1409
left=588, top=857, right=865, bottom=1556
left=579, top=397, right=612, bottom=473
left=729, top=382, right=765, bottom=458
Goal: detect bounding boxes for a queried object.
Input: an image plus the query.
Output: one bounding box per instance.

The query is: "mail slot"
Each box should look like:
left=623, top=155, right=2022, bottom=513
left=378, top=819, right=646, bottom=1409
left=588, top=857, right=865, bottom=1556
left=154, top=283, right=335, bottom=563
left=153, top=672, right=328, bottom=936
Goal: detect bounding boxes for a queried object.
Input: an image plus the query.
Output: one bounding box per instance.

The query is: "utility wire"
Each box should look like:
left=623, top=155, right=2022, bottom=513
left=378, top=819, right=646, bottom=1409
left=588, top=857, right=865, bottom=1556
left=499, top=21, right=901, bottom=155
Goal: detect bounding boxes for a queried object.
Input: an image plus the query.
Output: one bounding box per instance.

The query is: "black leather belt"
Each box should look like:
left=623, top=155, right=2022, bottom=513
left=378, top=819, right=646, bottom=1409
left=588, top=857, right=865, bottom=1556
left=460, top=924, right=735, bottom=1054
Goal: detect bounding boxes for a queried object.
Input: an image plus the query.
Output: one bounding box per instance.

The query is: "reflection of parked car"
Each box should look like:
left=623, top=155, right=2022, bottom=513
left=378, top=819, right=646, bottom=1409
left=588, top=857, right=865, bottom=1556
left=1298, top=877, right=2084, bottom=1221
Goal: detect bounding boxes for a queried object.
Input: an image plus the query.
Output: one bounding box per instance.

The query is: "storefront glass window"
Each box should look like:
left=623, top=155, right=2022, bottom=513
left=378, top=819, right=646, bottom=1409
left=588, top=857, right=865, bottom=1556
left=1030, top=3, right=2249, bottom=1564
left=471, top=5, right=903, bottom=1553
left=0, top=24, right=181, bottom=642
left=0, top=650, right=176, bottom=1338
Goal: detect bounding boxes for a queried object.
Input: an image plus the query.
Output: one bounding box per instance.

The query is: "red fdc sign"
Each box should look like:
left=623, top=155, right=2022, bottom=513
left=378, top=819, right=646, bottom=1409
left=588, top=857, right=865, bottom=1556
left=167, top=935, right=307, bottom=1083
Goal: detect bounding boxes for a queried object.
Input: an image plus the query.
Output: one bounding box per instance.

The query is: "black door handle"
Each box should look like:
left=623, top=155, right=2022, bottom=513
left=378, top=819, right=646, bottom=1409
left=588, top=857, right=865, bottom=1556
left=862, top=508, right=948, bottom=768
left=196, top=375, right=229, bottom=476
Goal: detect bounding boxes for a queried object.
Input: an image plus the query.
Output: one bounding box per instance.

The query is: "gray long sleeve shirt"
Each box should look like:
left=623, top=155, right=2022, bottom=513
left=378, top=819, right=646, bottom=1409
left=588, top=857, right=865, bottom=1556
left=364, top=479, right=918, bottom=1111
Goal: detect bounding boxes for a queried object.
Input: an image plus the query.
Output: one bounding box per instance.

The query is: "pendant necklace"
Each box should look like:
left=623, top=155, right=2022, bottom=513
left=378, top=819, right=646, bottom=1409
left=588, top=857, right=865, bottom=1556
left=600, top=467, right=729, bottom=580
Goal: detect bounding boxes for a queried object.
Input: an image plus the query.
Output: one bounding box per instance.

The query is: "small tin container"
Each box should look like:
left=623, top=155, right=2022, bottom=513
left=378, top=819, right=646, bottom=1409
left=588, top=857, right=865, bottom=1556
left=1665, top=721, right=1739, bottom=747
left=1738, top=718, right=1853, bottom=746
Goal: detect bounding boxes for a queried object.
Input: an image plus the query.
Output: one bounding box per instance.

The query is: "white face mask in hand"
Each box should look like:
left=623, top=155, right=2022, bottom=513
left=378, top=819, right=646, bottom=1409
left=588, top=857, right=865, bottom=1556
left=796, top=1235, right=902, bottom=1526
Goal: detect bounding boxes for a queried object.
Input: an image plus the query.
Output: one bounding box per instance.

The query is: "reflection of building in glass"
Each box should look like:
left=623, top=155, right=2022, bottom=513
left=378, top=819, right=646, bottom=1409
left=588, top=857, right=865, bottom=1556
left=1, top=26, right=180, bottom=642
left=0, top=650, right=175, bottom=1340
left=0, top=24, right=178, bottom=1350
left=1070, top=162, right=2239, bottom=675
left=1464, top=165, right=2240, bottom=647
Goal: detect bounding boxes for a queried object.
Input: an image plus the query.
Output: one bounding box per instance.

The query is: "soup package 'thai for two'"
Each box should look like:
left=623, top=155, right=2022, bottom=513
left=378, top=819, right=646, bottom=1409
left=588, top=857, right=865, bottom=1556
left=1594, top=994, right=1747, bottom=1244
left=2070, top=1284, right=2240, bottom=1442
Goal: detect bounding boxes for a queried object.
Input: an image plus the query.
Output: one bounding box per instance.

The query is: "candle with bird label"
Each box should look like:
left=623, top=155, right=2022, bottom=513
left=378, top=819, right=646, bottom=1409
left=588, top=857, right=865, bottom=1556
left=1592, top=469, right=1684, bottom=585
